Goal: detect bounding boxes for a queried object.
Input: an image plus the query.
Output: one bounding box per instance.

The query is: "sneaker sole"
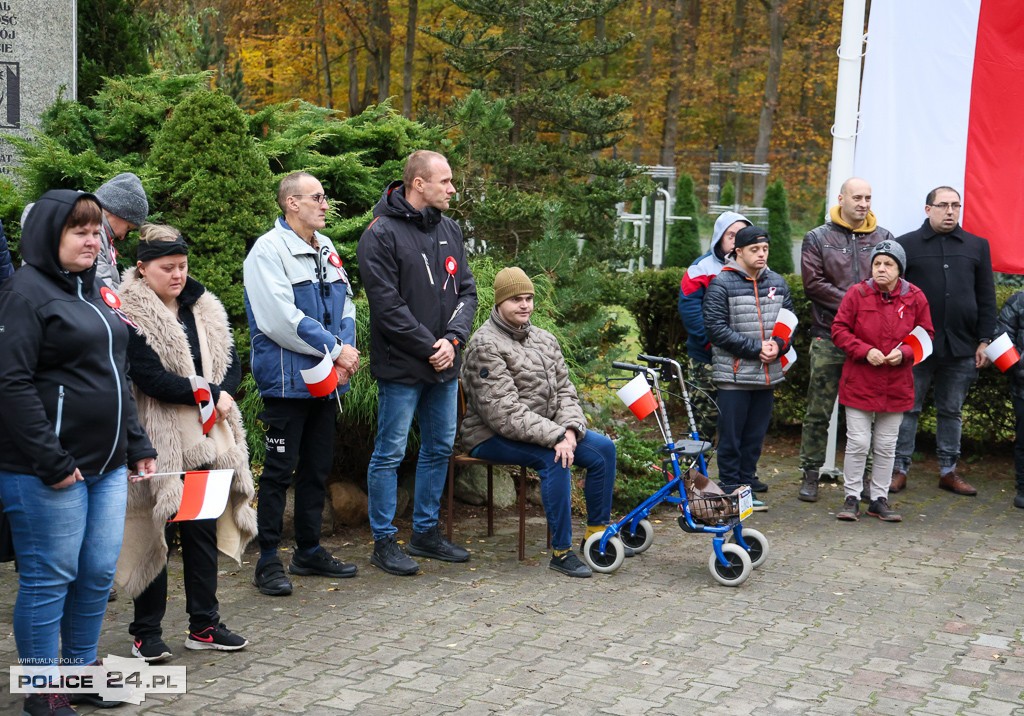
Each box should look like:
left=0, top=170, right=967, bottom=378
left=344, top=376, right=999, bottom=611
left=549, top=564, right=592, bottom=578
left=131, top=644, right=172, bottom=663
left=752, top=504, right=769, bottom=512
left=405, top=545, right=470, bottom=563
left=288, top=564, right=358, bottom=578
left=867, top=511, right=903, bottom=522
left=836, top=513, right=859, bottom=521
left=797, top=494, right=819, bottom=503
left=253, top=579, right=292, bottom=596
left=370, top=555, right=420, bottom=576
left=185, top=638, right=248, bottom=651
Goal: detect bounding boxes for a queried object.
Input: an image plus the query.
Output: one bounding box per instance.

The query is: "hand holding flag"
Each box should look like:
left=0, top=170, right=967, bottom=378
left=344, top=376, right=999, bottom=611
left=188, top=375, right=216, bottom=434
left=300, top=346, right=339, bottom=397
left=984, top=333, right=1021, bottom=373
left=771, top=308, right=798, bottom=344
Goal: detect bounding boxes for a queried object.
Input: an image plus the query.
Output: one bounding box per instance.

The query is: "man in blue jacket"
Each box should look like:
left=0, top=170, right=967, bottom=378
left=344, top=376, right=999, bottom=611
left=244, top=171, right=360, bottom=596
left=358, top=150, right=478, bottom=576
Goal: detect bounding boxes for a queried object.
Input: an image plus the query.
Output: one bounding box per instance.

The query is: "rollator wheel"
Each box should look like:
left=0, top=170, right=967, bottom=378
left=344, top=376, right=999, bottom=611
left=618, top=519, right=654, bottom=554
left=732, top=528, right=769, bottom=569
left=582, top=533, right=625, bottom=574
left=708, top=543, right=752, bottom=587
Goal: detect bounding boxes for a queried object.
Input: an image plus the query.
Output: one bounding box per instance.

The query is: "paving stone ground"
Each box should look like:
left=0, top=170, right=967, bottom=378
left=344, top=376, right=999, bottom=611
left=2, top=438, right=1023, bottom=715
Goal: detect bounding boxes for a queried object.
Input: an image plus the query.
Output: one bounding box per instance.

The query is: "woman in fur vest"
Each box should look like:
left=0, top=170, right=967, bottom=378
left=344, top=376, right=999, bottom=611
left=115, top=224, right=257, bottom=662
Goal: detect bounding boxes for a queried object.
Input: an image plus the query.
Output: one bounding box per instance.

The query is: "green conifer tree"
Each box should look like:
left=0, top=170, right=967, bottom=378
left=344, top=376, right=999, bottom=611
left=765, top=178, right=794, bottom=274
left=663, top=173, right=703, bottom=268
left=146, top=90, right=277, bottom=352
left=78, top=0, right=152, bottom=103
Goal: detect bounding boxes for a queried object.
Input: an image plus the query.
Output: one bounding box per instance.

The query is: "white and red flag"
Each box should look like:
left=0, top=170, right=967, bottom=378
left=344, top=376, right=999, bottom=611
left=188, top=375, right=215, bottom=434
left=984, top=332, right=1021, bottom=373
left=771, top=308, right=798, bottom=344
left=853, top=0, right=1024, bottom=273
left=780, top=346, right=797, bottom=373
left=300, top=346, right=338, bottom=398
left=617, top=373, right=658, bottom=420
left=903, top=326, right=933, bottom=366
left=169, top=469, right=234, bottom=522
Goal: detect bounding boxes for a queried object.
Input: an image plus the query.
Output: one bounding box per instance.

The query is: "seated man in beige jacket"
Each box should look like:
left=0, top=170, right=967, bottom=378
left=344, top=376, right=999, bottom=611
left=460, top=267, right=620, bottom=578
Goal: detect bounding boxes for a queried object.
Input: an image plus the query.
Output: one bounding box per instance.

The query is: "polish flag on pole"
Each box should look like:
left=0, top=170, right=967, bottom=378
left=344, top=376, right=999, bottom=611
left=188, top=375, right=215, bottom=435
left=169, top=469, right=234, bottom=522
left=853, top=0, right=1024, bottom=273
left=300, top=346, right=338, bottom=398
left=903, top=326, right=933, bottom=366
left=984, top=332, right=1021, bottom=373
left=771, top=308, right=798, bottom=344
left=617, top=373, right=658, bottom=420
left=780, top=346, right=797, bottom=373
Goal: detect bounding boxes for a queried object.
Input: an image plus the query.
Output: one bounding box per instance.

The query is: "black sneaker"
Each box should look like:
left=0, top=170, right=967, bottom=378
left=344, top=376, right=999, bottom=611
left=185, top=623, right=248, bottom=651
left=406, top=526, right=470, bottom=563
left=289, top=545, right=358, bottom=578
left=68, top=691, right=122, bottom=709
left=549, top=550, right=592, bottom=578
left=867, top=497, right=902, bottom=522
left=22, top=694, right=76, bottom=716
left=1014, top=492, right=1024, bottom=509
left=253, top=558, right=293, bottom=596
left=836, top=495, right=860, bottom=521
left=370, top=535, right=420, bottom=575
left=131, top=634, right=172, bottom=663
left=746, top=476, right=769, bottom=493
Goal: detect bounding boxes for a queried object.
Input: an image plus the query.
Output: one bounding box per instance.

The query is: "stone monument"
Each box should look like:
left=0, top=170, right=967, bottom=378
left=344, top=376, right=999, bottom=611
left=0, top=0, right=76, bottom=179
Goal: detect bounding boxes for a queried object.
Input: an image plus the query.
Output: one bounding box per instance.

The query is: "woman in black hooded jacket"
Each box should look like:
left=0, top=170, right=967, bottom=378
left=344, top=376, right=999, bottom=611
left=0, top=189, right=155, bottom=716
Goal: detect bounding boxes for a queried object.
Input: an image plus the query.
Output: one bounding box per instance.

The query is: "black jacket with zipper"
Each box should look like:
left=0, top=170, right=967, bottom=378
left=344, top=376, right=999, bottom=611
left=0, top=190, right=155, bottom=485
left=357, top=181, right=478, bottom=384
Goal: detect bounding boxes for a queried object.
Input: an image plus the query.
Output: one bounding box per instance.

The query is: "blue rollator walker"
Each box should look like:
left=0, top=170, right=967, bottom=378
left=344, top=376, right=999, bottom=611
left=581, top=354, right=770, bottom=586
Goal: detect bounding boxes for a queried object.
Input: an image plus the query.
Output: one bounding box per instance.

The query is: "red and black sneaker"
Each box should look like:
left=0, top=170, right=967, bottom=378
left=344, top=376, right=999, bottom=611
left=185, top=623, right=248, bottom=651
left=131, top=634, right=172, bottom=663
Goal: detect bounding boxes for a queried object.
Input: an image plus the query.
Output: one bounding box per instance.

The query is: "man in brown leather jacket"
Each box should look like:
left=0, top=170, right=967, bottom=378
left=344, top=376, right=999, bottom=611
left=797, top=178, right=894, bottom=502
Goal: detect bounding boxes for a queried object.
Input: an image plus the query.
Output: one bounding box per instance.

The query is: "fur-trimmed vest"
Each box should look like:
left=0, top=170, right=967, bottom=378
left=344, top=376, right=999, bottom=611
left=114, top=267, right=257, bottom=599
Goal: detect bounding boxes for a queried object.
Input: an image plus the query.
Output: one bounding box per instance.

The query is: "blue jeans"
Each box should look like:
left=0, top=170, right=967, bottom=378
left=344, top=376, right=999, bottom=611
left=471, top=431, right=616, bottom=550
left=367, top=379, right=458, bottom=539
left=0, top=466, right=127, bottom=671
left=894, top=356, right=978, bottom=473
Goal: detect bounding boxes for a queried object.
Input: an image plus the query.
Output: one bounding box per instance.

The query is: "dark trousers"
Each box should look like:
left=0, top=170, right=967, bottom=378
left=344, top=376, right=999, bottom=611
left=257, top=397, right=336, bottom=552
left=130, top=519, right=219, bottom=638
left=716, top=388, right=774, bottom=487
left=1012, top=392, right=1024, bottom=493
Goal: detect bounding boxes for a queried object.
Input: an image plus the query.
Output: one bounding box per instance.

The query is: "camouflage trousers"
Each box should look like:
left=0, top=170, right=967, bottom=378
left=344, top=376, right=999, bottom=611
left=799, top=337, right=846, bottom=472
left=686, top=358, right=718, bottom=441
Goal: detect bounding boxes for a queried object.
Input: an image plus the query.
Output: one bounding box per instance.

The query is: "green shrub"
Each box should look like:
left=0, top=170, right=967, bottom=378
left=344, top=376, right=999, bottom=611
left=663, top=173, right=702, bottom=268
left=619, top=267, right=688, bottom=360
left=764, top=178, right=794, bottom=275
left=612, top=430, right=671, bottom=513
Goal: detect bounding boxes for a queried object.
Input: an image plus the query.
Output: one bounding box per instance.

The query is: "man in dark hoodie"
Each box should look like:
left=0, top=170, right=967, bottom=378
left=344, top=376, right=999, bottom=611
left=357, top=150, right=478, bottom=576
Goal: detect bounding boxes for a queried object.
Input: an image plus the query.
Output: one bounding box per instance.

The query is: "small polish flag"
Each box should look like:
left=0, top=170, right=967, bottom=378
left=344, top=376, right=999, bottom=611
left=169, top=469, right=234, bottom=522
left=771, top=308, right=798, bottom=344
left=984, top=332, right=1021, bottom=373
left=780, top=346, right=797, bottom=373
left=300, top=346, right=338, bottom=397
left=903, top=326, right=933, bottom=366
left=188, top=375, right=216, bottom=434
left=617, top=373, right=658, bottom=420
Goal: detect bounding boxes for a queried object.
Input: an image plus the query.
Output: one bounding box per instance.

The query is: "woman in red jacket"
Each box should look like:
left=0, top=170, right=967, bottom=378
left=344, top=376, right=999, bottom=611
left=831, top=241, right=933, bottom=522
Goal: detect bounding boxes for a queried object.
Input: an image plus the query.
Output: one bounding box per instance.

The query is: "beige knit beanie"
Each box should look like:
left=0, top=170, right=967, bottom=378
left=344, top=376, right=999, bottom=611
left=493, top=267, right=535, bottom=306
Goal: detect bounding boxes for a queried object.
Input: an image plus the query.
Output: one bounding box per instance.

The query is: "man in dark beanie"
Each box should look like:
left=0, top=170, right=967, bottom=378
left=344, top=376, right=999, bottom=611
left=93, top=172, right=149, bottom=289
left=702, top=225, right=796, bottom=507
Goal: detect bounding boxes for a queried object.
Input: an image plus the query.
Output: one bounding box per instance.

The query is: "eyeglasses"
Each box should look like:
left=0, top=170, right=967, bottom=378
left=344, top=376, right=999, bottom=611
left=929, top=202, right=961, bottom=211
left=291, top=193, right=330, bottom=205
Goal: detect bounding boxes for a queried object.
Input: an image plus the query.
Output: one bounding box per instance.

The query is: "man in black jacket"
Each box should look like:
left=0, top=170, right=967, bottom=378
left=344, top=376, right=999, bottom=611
left=893, top=186, right=997, bottom=496
left=357, top=150, right=478, bottom=575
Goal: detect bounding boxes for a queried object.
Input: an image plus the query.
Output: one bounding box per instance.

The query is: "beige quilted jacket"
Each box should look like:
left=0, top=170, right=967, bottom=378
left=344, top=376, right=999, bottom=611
left=461, top=311, right=587, bottom=451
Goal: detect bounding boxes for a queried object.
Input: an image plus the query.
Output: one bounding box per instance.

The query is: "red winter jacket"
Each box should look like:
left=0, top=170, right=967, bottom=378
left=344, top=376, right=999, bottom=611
left=831, top=278, right=933, bottom=413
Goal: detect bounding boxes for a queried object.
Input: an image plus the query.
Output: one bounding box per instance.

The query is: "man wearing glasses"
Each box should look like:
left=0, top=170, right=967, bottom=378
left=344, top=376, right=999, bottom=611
left=892, top=186, right=997, bottom=496
left=244, top=171, right=360, bottom=596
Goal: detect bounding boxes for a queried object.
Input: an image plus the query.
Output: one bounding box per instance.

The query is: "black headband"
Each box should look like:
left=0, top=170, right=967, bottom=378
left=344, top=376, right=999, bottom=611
left=137, top=236, right=189, bottom=262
